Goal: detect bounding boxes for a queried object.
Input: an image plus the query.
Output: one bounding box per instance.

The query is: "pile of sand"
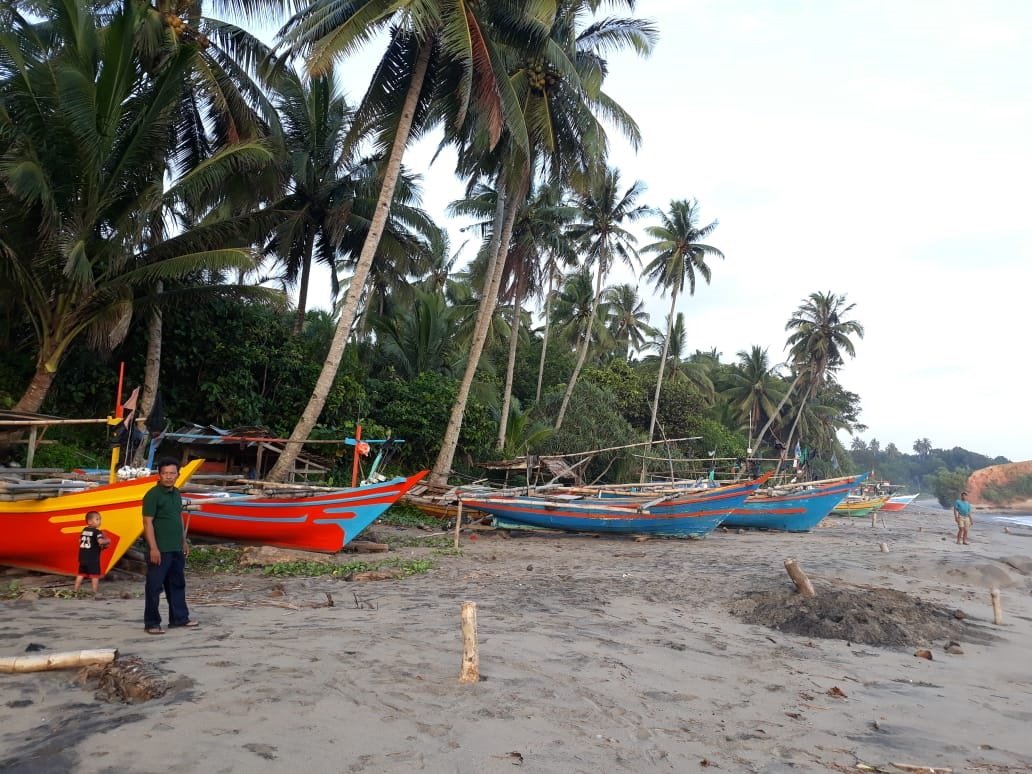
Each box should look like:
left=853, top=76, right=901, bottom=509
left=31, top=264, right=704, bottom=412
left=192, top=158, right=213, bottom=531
left=729, top=586, right=992, bottom=647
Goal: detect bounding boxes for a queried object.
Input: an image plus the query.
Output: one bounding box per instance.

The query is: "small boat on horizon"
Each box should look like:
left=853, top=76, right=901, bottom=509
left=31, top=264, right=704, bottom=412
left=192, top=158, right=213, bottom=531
left=831, top=495, right=890, bottom=518
left=880, top=492, right=920, bottom=512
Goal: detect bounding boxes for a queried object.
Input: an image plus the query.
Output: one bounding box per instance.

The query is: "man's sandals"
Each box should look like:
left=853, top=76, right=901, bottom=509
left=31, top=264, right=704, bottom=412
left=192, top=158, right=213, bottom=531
left=145, top=621, right=198, bottom=634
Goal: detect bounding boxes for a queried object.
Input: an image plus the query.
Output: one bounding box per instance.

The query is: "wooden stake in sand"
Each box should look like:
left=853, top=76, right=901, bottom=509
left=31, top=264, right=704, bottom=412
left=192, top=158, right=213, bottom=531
left=783, top=559, right=816, bottom=598
left=991, top=588, right=1003, bottom=625
left=0, top=648, right=117, bottom=674
left=880, top=542, right=888, bottom=553
left=452, top=495, right=464, bottom=551
left=458, top=601, right=479, bottom=683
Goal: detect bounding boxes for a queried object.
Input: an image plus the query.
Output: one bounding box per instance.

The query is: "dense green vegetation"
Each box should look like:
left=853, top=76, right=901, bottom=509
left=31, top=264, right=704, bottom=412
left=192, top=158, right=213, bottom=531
left=848, top=439, right=1009, bottom=508
left=0, top=0, right=1004, bottom=489
left=981, top=475, right=1032, bottom=506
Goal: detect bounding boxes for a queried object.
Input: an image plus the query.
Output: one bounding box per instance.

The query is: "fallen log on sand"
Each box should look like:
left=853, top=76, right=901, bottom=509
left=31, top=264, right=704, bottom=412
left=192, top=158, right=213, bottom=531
left=0, top=648, right=117, bottom=674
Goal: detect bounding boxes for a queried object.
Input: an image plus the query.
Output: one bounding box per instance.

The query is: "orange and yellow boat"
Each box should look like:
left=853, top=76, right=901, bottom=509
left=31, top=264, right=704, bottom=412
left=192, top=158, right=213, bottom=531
left=0, top=459, right=202, bottom=577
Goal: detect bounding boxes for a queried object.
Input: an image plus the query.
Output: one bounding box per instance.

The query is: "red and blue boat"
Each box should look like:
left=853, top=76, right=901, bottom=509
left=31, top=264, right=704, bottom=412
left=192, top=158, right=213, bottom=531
left=723, top=473, right=867, bottom=532
left=182, top=471, right=427, bottom=553
left=880, top=492, right=919, bottom=512
left=463, top=474, right=771, bottom=538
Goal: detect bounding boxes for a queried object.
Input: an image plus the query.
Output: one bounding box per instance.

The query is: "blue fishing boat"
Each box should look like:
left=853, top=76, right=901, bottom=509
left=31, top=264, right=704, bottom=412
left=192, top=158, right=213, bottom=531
left=723, top=473, right=867, bottom=532
left=463, top=474, right=771, bottom=538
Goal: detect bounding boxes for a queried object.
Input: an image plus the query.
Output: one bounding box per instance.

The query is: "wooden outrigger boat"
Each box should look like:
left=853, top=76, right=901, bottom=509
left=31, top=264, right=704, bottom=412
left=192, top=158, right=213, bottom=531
left=462, top=474, right=771, bottom=538
left=723, top=473, right=867, bottom=532
left=182, top=471, right=428, bottom=552
left=401, top=482, right=491, bottom=521
left=831, top=495, right=890, bottom=517
left=880, top=493, right=920, bottom=512
left=0, top=459, right=203, bottom=577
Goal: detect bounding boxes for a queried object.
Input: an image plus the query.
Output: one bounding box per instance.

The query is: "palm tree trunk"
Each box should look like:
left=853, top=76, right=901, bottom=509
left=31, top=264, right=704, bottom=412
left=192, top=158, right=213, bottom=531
left=776, top=394, right=809, bottom=476
left=534, top=271, right=554, bottom=404
left=266, top=40, right=433, bottom=482
left=496, top=281, right=524, bottom=451
left=11, top=365, right=56, bottom=414
left=430, top=169, right=525, bottom=485
left=554, top=263, right=604, bottom=431
left=292, top=232, right=316, bottom=335
left=131, top=282, right=163, bottom=465
left=647, top=287, right=678, bottom=443
left=753, top=371, right=802, bottom=454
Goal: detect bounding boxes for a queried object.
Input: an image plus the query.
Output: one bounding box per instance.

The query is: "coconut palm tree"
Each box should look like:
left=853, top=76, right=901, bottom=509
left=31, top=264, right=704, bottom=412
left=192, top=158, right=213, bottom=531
left=753, top=291, right=864, bottom=463
left=495, top=182, right=580, bottom=449
left=642, top=314, right=715, bottom=402
left=428, top=5, right=656, bottom=483
left=641, top=199, right=723, bottom=448
left=555, top=167, right=648, bottom=430
left=0, top=0, right=274, bottom=413
left=778, top=291, right=864, bottom=463
left=605, top=284, right=655, bottom=362
left=372, top=289, right=461, bottom=379
left=723, top=346, right=785, bottom=449
left=266, top=0, right=531, bottom=480
left=551, top=268, right=615, bottom=372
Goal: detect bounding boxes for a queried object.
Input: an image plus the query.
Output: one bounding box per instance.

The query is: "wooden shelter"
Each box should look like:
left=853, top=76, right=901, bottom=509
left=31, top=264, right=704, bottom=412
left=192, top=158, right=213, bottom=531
left=162, top=424, right=334, bottom=482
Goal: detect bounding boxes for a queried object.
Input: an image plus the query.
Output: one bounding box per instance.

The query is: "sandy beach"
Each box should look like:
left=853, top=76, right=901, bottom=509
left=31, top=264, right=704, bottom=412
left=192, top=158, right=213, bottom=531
left=3, top=503, right=1032, bottom=773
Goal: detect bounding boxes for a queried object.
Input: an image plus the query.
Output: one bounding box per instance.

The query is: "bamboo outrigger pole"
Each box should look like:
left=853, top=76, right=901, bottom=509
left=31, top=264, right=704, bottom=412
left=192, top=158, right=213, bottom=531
left=107, top=362, right=126, bottom=484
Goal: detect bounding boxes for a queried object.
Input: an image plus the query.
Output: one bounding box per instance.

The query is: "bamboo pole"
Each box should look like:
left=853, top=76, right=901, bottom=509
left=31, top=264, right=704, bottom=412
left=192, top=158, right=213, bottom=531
left=0, top=418, right=113, bottom=427
left=453, top=496, right=464, bottom=551
left=350, top=425, right=362, bottom=488
left=492, top=436, right=701, bottom=463
left=991, top=588, right=1003, bottom=625
left=784, top=559, right=816, bottom=598
left=458, top=601, right=479, bottom=683
left=0, top=649, right=117, bottom=674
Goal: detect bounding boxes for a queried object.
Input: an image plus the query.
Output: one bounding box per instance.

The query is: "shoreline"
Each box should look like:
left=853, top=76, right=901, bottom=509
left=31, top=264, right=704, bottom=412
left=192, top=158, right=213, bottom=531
left=3, top=504, right=1032, bottom=772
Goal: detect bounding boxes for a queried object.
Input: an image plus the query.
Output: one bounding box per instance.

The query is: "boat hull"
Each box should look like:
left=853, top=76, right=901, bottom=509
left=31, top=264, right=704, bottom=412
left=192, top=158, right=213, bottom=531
left=183, top=472, right=428, bottom=552
left=879, top=493, right=919, bottom=512
left=465, top=477, right=767, bottom=538
left=724, top=474, right=865, bottom=532
left=831, top=496, right=890, bottom=517
left=0, top=460, right=203, bottom=577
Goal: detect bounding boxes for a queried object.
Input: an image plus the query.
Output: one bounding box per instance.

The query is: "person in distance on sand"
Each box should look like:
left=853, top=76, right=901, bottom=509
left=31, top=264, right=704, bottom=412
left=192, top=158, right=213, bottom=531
left=953, top=490, right=973, bottom=545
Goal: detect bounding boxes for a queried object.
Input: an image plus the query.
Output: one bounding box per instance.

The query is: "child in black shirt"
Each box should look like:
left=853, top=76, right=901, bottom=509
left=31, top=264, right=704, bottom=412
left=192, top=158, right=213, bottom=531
left=74, top=511, right=110, bottom=595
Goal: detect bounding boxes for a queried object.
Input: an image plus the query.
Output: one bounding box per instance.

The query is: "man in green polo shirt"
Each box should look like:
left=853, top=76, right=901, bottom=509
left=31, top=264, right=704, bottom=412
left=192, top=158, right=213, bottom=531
left=142, top=459, right=198, bottom=634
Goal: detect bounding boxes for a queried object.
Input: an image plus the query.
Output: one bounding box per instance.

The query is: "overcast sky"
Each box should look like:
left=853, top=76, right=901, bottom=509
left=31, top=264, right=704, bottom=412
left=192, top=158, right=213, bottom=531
left=297, top=1, right=1031, bottom=462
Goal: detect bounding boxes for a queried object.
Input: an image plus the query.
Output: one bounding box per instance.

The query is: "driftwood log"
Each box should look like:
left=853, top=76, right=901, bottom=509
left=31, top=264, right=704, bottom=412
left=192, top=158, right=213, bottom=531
left=783, top=558, right=816, bottom=598
left=344, top=541, right=389, bottom=553
left=458, top=601, right=479, bottom=683
left=0, top=648, right=117, bottom=674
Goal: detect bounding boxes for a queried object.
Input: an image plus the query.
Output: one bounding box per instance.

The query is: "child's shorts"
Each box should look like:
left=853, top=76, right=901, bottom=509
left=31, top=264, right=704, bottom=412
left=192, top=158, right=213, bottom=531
left=78, top=563, right=100, bottom=577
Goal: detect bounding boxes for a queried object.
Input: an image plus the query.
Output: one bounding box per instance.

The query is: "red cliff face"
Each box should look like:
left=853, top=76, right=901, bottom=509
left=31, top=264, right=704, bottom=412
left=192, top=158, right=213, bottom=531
left=966, top=460, right=1032, bottom=512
